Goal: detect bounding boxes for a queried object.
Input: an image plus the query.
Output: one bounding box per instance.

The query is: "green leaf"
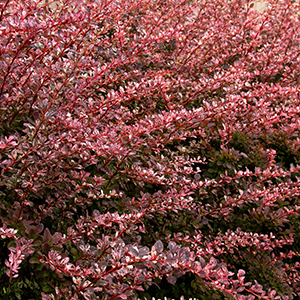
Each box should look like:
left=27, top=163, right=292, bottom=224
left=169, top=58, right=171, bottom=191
left=42, top=285, right=52, bottom=292
left=29, top=257, right=40, bottom=264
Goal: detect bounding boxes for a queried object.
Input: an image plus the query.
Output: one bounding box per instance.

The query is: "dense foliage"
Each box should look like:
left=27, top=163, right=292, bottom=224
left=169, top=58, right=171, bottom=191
left=0, top=0, right=300, bottom=299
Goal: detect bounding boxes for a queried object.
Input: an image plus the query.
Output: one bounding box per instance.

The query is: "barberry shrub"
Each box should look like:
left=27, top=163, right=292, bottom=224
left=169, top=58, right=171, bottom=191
left=0, top=0, right=300, bottom=299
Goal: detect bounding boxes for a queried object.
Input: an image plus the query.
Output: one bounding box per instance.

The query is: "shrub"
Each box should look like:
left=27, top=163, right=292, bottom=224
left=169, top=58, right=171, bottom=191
left=0, top=0, right=300, bottom=299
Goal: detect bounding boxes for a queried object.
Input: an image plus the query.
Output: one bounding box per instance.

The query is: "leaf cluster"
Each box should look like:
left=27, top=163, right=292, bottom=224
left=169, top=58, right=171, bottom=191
left=0, top=0, right=300, bottom=299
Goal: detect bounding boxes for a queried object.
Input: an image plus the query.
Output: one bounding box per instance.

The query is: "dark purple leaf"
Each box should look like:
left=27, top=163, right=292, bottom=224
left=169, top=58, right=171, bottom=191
left=237, top=269, right=246, bottom=278
left=135, top=262, right=147, bottom=269
left=168, top=241, right=176, bottom=253
left=199, top=257, right=206, bottom=268
left=154, top=240, right=164, bottom=253
left=199, top=270, right=206, bottom=278
left=167, top=275, right=177, bottom=285
left=35, top=223, right=44, bottom=234
left=23, top=220, right=32, bottom=234
left=139, top=246, right=149, bottom=256
left=129, top=247, right=139, bottom=256
left=42, top=242, right=50, bottom=253
left=43, top=228, right=51, bottom=242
